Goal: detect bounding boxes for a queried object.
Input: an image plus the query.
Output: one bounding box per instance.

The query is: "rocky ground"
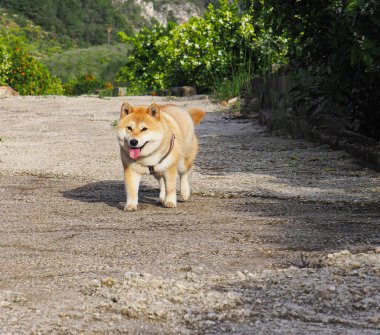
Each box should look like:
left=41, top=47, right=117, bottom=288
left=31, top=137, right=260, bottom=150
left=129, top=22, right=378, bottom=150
left=0, top=95, right=379, bottom=334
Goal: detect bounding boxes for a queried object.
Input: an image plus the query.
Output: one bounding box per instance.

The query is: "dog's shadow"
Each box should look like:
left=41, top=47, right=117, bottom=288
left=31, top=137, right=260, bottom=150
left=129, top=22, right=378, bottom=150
left=62, top=180, right=159, bottom=210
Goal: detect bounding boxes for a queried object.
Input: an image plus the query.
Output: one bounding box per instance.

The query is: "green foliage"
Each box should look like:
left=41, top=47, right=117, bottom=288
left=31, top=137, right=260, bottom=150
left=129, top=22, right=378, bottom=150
left=0, top=0, right=148, bottom=46
left=211, top=59, right=253, bottom=101
left=63, top=73, right=113, bottom=96
left=8, top=45, right=63, bottom=95
left=0, top=43, right=12, bottom=85
left=117, top=0, right=287, bottom=96
left=0, top=7, right=72, bottom=56
left=63, top=74, right=99, bottom=96
left=0, top=36, right=63, bottom=95
left=246, top=0, right=380, bottom=138
left=41, top=44, right=130, bottom=84
left=346, top=0, right=380, bottom=68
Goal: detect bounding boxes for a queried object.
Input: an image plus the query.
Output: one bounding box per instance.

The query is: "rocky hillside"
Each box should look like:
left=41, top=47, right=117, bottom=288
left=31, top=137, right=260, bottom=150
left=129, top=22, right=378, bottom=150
left=133, top=0, right=203, bottom=25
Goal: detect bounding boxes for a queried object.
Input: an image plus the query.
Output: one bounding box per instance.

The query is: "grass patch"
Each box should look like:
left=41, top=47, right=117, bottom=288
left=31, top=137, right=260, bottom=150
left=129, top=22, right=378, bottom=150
left=211, top=52, right=254, bottom=102
left=41, top=44, right=130, bottom=84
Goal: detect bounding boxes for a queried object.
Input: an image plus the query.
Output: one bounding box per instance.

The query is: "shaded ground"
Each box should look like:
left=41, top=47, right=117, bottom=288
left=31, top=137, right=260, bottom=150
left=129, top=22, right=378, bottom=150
left=0, top=96, right=379, bottom=334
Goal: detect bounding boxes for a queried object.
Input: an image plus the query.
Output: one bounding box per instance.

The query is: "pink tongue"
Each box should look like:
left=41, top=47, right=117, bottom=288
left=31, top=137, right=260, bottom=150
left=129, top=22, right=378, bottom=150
left=129, top=148, right=141, bottom=159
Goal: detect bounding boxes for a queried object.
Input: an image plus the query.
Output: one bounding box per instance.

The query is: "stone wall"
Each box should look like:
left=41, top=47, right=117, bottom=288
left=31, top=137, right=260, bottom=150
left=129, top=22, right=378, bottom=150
left=243, top=74, right=380, bottom=170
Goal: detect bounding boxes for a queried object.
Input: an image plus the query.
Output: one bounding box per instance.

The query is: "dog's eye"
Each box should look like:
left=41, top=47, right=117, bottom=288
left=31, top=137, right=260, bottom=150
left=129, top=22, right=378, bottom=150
left=127, top=126, right=133, bottom=131
left=141, top=127, right=148, bottom=131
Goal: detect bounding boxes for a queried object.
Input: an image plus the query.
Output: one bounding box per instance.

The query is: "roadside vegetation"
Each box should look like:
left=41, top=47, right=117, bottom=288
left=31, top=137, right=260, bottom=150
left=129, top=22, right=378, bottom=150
left=251, top=0, right=380, bottom=139
left=0, top=35, right=63, bottom=95
left=115, top=0, right=287, bottom=96
left=41, top=44, right=130, bottom=96
left=0, top=0, right=144, bottom=46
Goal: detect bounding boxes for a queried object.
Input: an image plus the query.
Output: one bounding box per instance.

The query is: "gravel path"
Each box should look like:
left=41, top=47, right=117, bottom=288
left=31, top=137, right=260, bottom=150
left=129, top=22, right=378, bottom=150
left=0, top=96, right=379, bottom=334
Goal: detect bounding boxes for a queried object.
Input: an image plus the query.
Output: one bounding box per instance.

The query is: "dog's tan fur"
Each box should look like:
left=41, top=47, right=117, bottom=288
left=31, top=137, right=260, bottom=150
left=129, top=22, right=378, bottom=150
left=116, top=102, right=205, bottom=211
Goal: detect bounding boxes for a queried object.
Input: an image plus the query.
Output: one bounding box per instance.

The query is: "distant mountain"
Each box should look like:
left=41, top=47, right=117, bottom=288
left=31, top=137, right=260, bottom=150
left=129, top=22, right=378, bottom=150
left=0, top=0, right=217, bottom=46
left=0, top=0, right=139, bottom=46
left=115, top=1, right=221, bottom=26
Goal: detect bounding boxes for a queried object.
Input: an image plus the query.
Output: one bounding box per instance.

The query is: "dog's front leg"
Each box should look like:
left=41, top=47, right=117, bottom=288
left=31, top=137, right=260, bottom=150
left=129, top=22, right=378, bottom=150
left=158, top=176, right=166, bottom=205
left=124, top=167, right=142, bottom=211
left=163, top=165, right=177, bottom=208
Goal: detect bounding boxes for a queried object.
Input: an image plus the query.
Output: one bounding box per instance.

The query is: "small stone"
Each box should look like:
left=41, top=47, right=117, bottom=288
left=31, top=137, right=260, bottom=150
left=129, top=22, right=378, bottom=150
left=228, top=97, right=239, bottom=105
left=0, top=301, right=11, bottom=307
left=101, top=277, right=116, bottom=288
left=89, top=279, right=101, bottom=287
left=206, top=312, right=218, bottom=321
left=352, top=294, right=362, bottom=301
left=175, top=282, right=189, bottom=291
left=369, top=314, right=380, bottom=324
left=243, top=309, right=252, bottom=317
left=352, top=302, right=364, bottom=310
left=358, top=270, right=367, bottom=278
left=316, top=289, right=331, bottom=300
left=153, top=308, right=166, bottom=319
left=225, top=291, right=243, bottom=305
left=362, top=287, right=371, bottom=294
left=151, top=279, right=164, bottom=289
left=351, top=261, right=361, bottom=270
left=362, top=298, right=376, bottom=309
left=236, top=271, right=246, bottom=280
left=375, top=246, right=380, bottom=254
left=272, top=310, right=280, bottom=317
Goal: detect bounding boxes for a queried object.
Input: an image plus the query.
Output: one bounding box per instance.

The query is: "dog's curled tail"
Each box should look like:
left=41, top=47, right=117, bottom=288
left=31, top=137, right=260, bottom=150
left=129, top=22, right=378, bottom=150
left=188, top=108, right=205, bottom=125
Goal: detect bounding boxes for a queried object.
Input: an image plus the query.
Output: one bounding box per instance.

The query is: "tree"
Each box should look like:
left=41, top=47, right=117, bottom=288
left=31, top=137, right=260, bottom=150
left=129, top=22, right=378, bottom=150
left=244, top=0, right=380, bottom=138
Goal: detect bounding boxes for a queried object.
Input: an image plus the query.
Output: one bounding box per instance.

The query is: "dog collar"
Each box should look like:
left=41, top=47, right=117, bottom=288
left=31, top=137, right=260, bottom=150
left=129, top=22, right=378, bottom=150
left=148, top=133, right=175, bottom=174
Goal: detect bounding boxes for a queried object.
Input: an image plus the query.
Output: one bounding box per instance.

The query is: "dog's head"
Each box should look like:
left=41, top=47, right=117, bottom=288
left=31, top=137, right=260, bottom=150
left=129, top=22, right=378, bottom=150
left=116, top=102, right=164, bottom=160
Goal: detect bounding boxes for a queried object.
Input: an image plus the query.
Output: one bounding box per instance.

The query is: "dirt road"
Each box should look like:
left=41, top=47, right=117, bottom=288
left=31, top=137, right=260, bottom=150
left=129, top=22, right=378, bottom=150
left=0, top=96, right=379, bottom=334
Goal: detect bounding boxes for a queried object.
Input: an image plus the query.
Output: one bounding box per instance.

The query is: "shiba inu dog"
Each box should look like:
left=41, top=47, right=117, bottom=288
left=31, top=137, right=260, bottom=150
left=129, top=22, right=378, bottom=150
left=116, top=102, right=205, bottom=211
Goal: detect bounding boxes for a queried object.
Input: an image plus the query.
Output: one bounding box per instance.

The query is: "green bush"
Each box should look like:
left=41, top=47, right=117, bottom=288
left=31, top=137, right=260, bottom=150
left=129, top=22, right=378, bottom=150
left=247, top=0, right=380, bottom=138
left=116, top=0, right=287, bottom=95
left=0, top=7, right=69, bottom=57
left=41, top=44, right=130, bottom=84
left=0, top=37, right=63, bottom=95
left=63, top=74, right=100, bottom=96
left=0, top=0, right=142, bottom=47
left=63, top=74, right=112, bottom=96
left=0, top=43, right=12, bottom=85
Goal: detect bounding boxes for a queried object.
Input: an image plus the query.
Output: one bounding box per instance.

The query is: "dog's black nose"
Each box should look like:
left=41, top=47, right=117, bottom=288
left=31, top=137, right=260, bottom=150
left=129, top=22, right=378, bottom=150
left=130, top=139, right=138, bottom=147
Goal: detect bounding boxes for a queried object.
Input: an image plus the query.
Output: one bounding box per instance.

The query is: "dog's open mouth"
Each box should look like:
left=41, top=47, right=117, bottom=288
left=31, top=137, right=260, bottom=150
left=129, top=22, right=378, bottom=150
left=129, top=142, right=148, bottom=159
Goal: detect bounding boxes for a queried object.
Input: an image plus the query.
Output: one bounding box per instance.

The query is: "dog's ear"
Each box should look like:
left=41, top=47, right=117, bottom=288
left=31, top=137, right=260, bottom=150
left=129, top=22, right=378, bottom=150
left=147, top=103, right=161, bottom=119
left=120, top=102, right=134, bottom=118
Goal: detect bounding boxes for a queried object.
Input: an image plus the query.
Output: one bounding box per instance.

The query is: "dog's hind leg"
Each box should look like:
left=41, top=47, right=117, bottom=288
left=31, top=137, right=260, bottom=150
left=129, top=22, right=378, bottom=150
left=179, top=134, right=199, bottom=201
left=179, top=170, right=190, bottom=201
left=158, top=176, right=166, bottom=205
left=178, top=157, right=193, bottom=202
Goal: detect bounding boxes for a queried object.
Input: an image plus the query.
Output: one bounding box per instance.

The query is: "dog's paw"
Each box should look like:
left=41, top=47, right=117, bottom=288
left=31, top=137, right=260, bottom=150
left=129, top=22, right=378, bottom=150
left=157, top=197, right=165, bottom=205
left=181, top=192, right=190, bottom=202
left=124, top=203, right=138, bottom=211
left=164, top=200, right=177, bottom=208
